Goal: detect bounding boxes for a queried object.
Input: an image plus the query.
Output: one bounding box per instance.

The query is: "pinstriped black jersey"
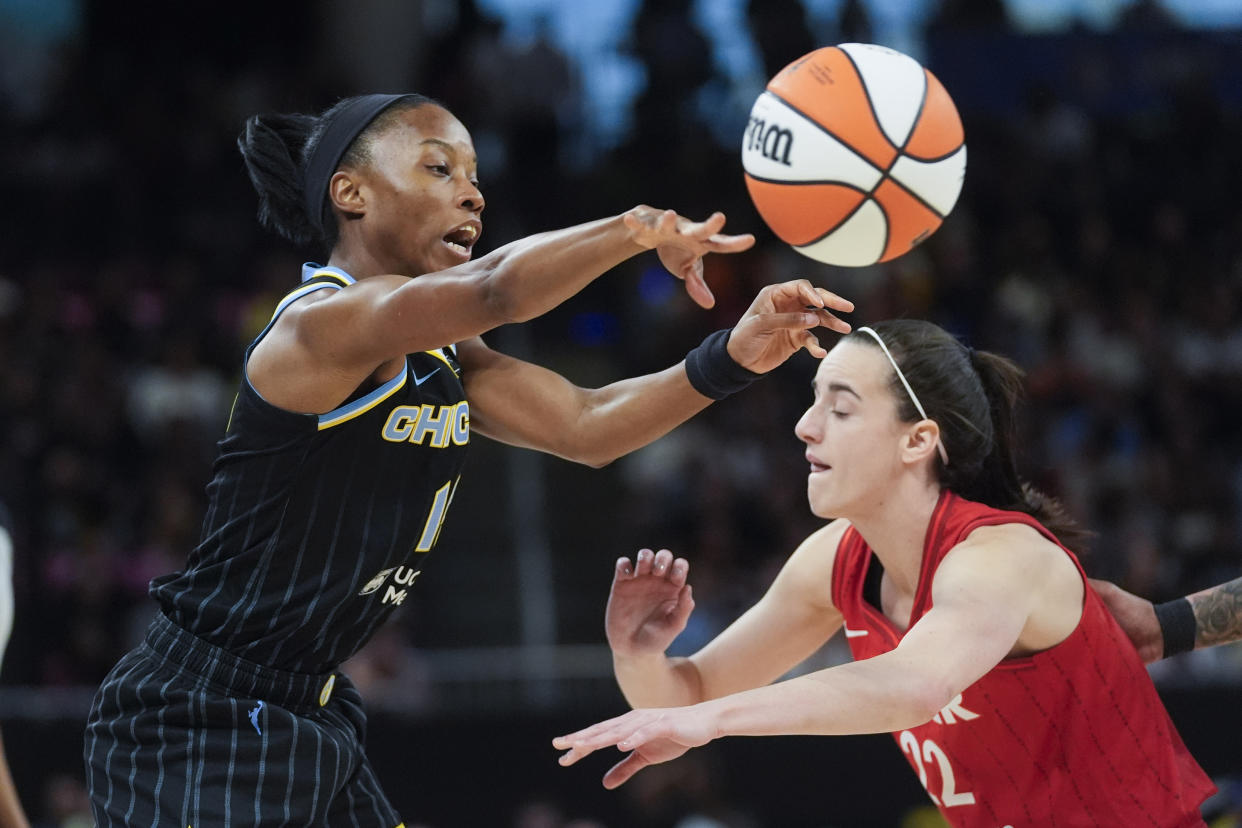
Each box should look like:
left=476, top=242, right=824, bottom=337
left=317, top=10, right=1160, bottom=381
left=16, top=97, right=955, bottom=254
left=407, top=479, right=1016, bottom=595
left=150, top=264, right=469, bottom=673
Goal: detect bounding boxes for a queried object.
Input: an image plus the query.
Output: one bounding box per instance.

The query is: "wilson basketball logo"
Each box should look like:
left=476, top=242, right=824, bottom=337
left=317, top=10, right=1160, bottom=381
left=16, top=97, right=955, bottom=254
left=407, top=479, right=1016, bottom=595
left=744, top=118, right=794, bottom=166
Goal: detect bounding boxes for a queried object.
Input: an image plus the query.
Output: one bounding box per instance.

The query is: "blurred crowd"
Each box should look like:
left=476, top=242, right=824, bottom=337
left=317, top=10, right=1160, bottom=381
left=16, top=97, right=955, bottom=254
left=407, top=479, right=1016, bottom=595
left=1, top=0, right=1242, bottom=823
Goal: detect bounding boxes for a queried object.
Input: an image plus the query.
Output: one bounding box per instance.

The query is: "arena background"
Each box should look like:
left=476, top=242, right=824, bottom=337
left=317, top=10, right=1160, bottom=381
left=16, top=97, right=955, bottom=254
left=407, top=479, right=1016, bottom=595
left=2, top=0, right=1241, bottom=825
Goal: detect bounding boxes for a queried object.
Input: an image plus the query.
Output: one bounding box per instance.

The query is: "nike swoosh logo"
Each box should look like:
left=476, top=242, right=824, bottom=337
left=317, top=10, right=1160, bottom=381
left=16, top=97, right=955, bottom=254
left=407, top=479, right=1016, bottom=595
left=413, top=367, right=440, bottom=386
left=843, top=626, right=869, bottom=638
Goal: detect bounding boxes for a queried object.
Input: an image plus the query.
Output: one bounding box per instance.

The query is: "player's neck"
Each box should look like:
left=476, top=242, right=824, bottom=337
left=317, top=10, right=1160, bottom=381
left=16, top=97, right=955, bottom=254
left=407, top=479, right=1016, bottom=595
left=327, top=235, right=404, bottom=281
left=327, top=246, right=383, bottom=280
left=848, top=479, right=941, bottom=595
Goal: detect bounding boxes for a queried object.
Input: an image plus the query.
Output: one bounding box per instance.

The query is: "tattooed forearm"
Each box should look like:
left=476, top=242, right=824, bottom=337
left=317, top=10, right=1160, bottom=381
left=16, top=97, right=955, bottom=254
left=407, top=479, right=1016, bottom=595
left=1188, top=576, right=1242, bottom=649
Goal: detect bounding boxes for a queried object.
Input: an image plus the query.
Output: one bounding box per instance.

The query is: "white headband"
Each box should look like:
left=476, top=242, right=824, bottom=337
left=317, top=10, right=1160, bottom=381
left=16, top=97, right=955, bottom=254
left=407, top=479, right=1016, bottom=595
left=856, top=326, right=950, bottom=466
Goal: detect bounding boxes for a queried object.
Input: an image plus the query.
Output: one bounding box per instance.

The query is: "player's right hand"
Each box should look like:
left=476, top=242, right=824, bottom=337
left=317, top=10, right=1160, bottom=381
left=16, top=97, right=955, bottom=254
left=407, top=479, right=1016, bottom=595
left=622, top=206, right=755, bottom=310
left=606, top=548, right=695, bottom=658
left=1089, top=578, right=1163, bottom=663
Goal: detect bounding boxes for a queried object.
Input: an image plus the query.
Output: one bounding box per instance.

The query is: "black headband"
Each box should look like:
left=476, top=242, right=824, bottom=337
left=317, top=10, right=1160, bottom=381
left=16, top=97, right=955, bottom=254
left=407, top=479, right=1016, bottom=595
left=303, top=93, right=416, bottom=234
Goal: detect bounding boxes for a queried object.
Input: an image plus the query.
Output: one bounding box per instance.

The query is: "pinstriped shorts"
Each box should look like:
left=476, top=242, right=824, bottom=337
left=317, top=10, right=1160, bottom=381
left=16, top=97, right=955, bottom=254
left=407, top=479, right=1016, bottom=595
left=84, top=612, right=404, bottom=827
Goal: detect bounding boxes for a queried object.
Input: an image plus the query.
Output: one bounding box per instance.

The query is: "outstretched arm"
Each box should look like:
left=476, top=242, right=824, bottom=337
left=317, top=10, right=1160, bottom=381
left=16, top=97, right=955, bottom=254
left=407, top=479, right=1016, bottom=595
left=606, top=523, right=847, bottom=709
left=1093, top=576, right=1242, bottom=663
left=556, top=524, right=1070, bottom=788
left=462, top=280, right=854, bottom=466
left=249, top=207, right=753, bottom=416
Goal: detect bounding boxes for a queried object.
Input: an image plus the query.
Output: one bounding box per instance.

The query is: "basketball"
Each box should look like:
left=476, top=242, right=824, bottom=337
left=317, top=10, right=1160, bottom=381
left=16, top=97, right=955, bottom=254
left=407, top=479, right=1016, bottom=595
left=741, top=43, right=966, bottom=267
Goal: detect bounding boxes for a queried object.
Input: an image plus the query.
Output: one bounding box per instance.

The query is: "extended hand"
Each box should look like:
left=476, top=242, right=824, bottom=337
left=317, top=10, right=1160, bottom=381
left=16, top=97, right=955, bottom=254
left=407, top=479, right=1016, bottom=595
left=1089, top=579, right=1163, bottom=663
left=607, top=548, right=695, bottom=658
left=623, top=206, right=755, bottom=309
left=728, top=279, right=855, bottom=374
left=553, top=705, right=719, bottom=789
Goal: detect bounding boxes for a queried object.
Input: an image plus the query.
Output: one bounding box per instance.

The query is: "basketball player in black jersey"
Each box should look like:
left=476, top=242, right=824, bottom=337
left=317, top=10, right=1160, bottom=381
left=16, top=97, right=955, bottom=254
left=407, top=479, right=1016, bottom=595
left=83, top=93, right=855, bottom=826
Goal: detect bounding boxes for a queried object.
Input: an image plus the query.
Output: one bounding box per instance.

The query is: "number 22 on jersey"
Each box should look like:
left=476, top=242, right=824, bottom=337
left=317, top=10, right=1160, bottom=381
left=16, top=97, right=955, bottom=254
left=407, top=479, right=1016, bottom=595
left=899, top=730, right=976, bottom=808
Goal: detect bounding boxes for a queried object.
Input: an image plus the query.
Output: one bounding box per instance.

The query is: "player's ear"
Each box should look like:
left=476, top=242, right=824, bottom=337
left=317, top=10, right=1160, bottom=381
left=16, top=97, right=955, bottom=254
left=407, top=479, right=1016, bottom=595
left=328, top=169, right=366, bottom=219
left=901, top=420, right=941, bottom=465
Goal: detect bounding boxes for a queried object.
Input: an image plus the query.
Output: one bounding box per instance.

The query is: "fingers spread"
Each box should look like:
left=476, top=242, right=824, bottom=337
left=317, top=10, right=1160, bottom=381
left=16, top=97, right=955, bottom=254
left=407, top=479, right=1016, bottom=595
left=817, top=287, right=855, bottom=313
left=684, top=263, right=715, bottom=309
left=800, top=330, right=827, bottom=358
left=696, top=211, right=726, bottom=237
left=668, top=557, right=689, bottom=588
left=603, top=753, right=650, bottom=789
left=761, top=311, right=823, bottom=331
left=705, top=233, right=756, bottom=253
left=634, top=548, right=654, bottom=576
left=659, top=209, right=677, bottom=234
left=797, top=279, right=823, bottom=308
left=673, top=583, right=695, bottom=624
left=816, top=309, right=852, bottom=334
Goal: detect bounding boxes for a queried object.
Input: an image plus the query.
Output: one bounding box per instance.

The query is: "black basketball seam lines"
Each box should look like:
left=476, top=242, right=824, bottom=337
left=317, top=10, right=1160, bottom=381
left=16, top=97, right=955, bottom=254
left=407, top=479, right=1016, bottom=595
left=874, top=196, right=891, bottom=259
left=893, top=67, right=930, bottom=161
left=793, top=193, right=875, bottom=250
left=763, top=89, right=886, bottom=176
left=750, top=168, right=947, bottom=253
left=836, top=47, right=906, bottom=162
left=859, top=56, right=947, bottom=252
left=886, top=173, right=949, bottom=220
left=904, top=144, right=965, bottom=164
left=758, top=52, right=960, bottom=255
left=744, top=173, right=867, bottom=191
left=756, top=90, right=889, bottom=250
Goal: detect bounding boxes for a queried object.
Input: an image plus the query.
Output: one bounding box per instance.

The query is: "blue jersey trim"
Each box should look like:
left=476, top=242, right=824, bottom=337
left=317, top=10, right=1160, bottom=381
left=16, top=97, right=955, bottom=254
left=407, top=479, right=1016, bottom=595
left=317, top=362, right=409, bottom=430
left=301, top=263, right=356, bottom=285
left=269, top=282, right=339, bottom=323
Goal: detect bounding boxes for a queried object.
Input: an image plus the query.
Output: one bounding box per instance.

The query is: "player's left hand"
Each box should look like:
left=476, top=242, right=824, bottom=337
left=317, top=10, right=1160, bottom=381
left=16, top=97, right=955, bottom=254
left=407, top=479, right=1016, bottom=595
left=553, top=706, right=719, bottom=789
left=728, top=279, right=854, bottom=374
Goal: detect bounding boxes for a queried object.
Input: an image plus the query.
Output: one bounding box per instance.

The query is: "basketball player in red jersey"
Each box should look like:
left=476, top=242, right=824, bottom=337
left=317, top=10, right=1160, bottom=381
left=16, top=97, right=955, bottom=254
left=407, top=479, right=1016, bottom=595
left=555, top=319, right=1215, bottom=827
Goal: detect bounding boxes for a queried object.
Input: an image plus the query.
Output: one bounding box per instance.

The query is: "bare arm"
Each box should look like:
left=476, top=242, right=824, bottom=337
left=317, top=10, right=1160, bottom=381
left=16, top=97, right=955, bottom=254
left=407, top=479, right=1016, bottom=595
left=249, top=207, right=753, bottom=414
left=709, top=525, right=1080, bottom=737
left=556, top=524, right=1077, bottom=788
left=1093, top=575, right=1242, bottom=663
left=459, top=340, right=711, bottom=469
left=461, top=280, right=854, bottom=467
left=606, top=523, right=848, bottom=709
left=1190, top=576, right=1242, bottom=649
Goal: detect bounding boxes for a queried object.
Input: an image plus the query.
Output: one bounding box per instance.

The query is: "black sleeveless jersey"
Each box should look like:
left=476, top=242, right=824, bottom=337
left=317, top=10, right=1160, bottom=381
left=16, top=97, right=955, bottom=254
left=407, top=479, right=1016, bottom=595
left=150, top=264, right=469, bottom=673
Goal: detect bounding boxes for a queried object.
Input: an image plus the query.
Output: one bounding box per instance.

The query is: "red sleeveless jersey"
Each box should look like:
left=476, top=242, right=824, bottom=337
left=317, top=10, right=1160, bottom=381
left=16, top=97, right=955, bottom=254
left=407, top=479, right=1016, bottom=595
left=830, top=491, right=1214, bottom=827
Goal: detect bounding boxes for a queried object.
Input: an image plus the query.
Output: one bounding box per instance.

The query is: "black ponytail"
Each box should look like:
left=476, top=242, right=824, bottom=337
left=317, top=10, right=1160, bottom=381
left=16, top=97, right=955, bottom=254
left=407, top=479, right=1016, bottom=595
left=851, top=320, right=1088, bottom=552
left=237, top=112, right=320, bottom=247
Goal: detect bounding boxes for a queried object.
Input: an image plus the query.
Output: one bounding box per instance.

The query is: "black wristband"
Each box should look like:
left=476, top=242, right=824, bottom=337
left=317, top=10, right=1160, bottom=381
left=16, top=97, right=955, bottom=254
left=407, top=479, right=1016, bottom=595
left=1153, top=597, right=1196, bottom=657
left=684, top=329, right=763, bottom=400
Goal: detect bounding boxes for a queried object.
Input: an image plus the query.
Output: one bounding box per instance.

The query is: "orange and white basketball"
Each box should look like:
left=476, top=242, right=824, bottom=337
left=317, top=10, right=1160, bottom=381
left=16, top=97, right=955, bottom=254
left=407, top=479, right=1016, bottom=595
left=742, top=43, right=966, bottom=267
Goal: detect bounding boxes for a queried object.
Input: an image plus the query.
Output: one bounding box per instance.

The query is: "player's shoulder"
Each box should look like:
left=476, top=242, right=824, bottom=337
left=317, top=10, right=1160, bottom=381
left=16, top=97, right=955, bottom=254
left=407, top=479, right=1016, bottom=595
left=773, top=519, right=851, bottom=610
left=786, top=519, right=852, bottom=570
left=940, top=520, right=1068, bottom=585
left=956, top=521, right=1057, bottom=558
left=800, top=518, right=852, bottom=551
